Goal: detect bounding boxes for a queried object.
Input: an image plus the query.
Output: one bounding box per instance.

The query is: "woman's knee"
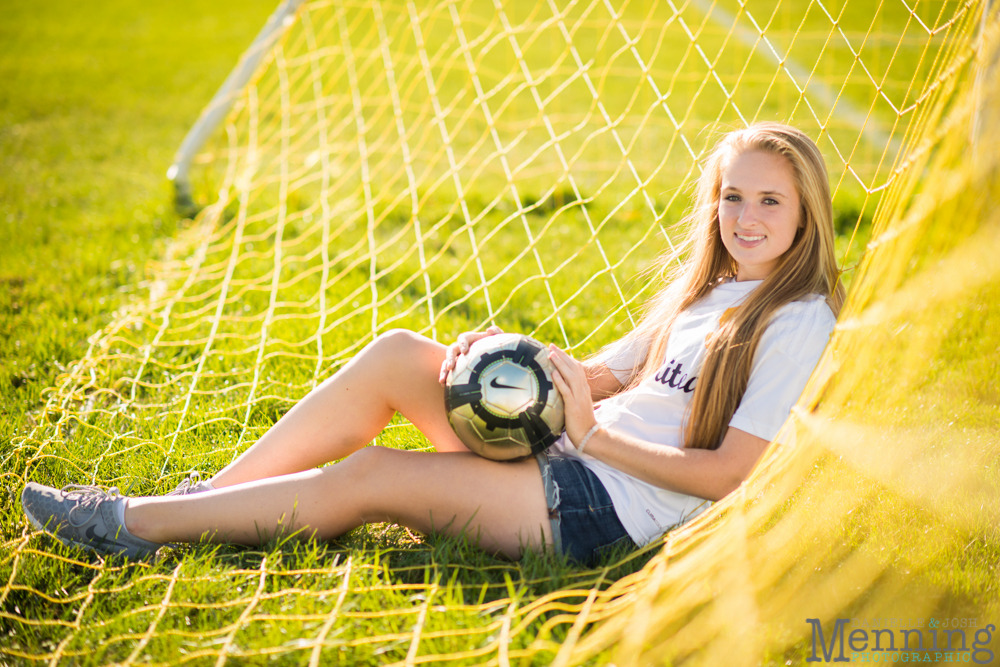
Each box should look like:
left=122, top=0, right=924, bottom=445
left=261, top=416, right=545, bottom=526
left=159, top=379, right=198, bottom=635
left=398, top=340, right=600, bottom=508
left=336, top=446, right=413, bottom=521
left=365, top=329, right=441, bottom=368
left=374, top=328, right=432, bottom=352
left=338, top=445, right=417, bottom=488
left=343, top=444, right=395, bottom=471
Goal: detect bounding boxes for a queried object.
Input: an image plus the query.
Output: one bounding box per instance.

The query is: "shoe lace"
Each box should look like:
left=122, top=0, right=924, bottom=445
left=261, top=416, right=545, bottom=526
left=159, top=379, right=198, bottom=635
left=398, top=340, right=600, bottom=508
left=170, top=472, right=202, bottom=495
left=61, top=485, right=121, bottom=528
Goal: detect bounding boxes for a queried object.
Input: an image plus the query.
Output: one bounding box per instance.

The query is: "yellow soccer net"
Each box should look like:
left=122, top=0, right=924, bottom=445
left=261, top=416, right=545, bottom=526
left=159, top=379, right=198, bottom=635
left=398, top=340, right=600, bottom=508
left=4, top=0, right=999, bottom=664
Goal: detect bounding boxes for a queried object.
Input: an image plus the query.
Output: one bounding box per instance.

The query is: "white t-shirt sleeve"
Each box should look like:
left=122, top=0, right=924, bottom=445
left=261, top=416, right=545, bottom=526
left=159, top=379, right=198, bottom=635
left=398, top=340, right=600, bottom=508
left=592, top=335, right=651, bottom=384
left=729, top=298, right=836, bottom=443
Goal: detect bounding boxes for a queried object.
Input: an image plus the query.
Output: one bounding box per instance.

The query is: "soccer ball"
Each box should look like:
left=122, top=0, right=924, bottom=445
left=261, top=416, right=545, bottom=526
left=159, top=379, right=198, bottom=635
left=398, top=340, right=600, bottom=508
left=445, top=334, right=565, bottom=461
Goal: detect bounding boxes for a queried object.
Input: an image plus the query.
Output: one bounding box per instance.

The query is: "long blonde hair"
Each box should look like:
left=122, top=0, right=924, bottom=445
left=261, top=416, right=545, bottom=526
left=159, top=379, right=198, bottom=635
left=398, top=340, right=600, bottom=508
left=610, top=123, right=845, bottom=450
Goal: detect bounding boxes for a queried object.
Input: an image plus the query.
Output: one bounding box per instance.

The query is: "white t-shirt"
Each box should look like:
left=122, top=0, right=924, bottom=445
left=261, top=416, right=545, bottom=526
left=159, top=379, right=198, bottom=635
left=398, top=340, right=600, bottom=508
left=548, top=279, right=836, bottom=546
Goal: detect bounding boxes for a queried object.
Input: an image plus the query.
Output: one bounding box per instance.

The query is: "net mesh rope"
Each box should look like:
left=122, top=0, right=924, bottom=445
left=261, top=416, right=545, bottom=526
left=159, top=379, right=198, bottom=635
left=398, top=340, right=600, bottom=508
left=3, top=0, right=999, bottom=664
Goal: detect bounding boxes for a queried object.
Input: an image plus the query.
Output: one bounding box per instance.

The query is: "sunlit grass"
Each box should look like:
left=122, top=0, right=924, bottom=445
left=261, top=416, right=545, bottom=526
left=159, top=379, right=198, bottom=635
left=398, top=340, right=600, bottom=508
left=2, top=1, right=996, bottom=665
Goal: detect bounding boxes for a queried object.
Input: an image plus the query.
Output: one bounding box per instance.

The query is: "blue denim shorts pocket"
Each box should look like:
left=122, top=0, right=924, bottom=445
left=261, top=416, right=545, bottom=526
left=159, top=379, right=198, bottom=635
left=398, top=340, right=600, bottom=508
left=535, top=451, right=637, bottom=566
left=592, top=533, right=638, bottom=563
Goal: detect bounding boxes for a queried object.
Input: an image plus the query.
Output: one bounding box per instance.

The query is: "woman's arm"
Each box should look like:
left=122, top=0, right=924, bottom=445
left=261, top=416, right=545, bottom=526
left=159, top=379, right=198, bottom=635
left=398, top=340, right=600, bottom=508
left=583, top=361, right=623, bottom=401
left=568, top=425, right=767, bottom=502
left=550, top=345, right=769, bottom=502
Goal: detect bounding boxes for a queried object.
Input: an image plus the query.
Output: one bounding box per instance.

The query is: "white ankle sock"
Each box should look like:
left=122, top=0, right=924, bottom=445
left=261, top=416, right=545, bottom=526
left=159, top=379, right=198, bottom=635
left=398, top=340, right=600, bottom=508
left=116, top=498, right=130, bottom=531
left=118, top=498, right=159, bottom=544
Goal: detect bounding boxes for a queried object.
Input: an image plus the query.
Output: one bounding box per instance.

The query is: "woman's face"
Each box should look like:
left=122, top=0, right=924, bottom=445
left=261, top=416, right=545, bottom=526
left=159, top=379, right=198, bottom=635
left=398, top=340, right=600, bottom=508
left=717, top=149, right=802, bottom=281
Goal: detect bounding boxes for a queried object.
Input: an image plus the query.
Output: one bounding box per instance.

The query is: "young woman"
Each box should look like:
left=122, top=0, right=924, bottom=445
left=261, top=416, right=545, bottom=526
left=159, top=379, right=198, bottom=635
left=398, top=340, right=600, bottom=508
left=21, top=122, right=844, bottom=566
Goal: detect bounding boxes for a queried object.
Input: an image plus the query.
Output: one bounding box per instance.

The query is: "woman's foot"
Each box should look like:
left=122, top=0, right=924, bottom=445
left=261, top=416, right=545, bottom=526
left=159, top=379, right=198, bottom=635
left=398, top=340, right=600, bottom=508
left=20, top=482, right=163, bottom=560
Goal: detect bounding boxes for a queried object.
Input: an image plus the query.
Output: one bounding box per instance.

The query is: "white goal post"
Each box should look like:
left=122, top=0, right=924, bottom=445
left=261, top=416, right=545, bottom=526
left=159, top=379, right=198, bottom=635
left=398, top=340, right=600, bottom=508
left=167, top=0, right=305, bottom=212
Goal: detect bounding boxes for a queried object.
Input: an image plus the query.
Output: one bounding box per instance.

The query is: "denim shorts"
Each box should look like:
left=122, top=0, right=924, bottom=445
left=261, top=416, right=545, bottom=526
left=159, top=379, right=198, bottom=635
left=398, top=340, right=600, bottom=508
left=535, top=450, right=637, bottom=566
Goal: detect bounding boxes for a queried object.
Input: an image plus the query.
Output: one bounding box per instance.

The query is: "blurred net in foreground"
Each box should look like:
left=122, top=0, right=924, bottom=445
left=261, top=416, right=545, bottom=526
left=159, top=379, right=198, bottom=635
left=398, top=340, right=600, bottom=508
left=3, top=0, right=999, bottom=665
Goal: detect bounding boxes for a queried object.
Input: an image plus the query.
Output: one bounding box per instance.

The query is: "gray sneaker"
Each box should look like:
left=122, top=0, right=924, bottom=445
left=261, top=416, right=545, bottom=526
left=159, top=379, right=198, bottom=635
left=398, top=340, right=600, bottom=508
left=21, top=482, right=163, bottom=560
left=166, top=472, right=214, bottom=497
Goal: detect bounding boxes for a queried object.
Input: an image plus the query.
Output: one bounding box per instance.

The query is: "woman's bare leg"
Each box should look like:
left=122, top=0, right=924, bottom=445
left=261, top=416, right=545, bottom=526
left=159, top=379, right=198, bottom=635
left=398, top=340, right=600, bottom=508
left=209, top=330, right=467, bottom=488
left=130, top=447, right=552, bottom=559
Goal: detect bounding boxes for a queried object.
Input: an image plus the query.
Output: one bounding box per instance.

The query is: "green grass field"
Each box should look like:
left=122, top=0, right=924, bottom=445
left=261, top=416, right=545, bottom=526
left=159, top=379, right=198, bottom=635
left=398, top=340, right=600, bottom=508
left=0, top=0, right=276, bottom=443
left=0, top=4, right=674, bottom=662
left=2, top=0, right=997, bottom=664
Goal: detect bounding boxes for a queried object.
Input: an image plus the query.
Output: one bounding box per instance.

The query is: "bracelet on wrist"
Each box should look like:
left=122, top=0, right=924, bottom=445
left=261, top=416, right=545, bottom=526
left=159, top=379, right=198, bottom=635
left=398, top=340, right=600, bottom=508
left=576, top=424, right=601, bottom=455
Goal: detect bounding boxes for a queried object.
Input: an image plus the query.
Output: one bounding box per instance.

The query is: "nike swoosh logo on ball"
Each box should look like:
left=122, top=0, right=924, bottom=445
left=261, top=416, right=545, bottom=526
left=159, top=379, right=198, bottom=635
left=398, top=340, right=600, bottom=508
left=489, top=378, right=521, bottom=390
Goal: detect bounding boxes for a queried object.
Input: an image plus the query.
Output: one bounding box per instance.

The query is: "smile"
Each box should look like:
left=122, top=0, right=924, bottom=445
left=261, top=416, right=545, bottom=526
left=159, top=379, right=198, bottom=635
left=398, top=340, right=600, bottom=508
left=735, top=232, right=765, bottom=242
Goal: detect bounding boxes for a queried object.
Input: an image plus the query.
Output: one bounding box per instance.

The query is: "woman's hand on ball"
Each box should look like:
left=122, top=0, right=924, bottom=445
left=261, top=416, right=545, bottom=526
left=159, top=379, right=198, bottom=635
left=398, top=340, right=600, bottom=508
left=548, top=344, right=599, bottom=447
left=439, top=325, right=504, bottom=384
